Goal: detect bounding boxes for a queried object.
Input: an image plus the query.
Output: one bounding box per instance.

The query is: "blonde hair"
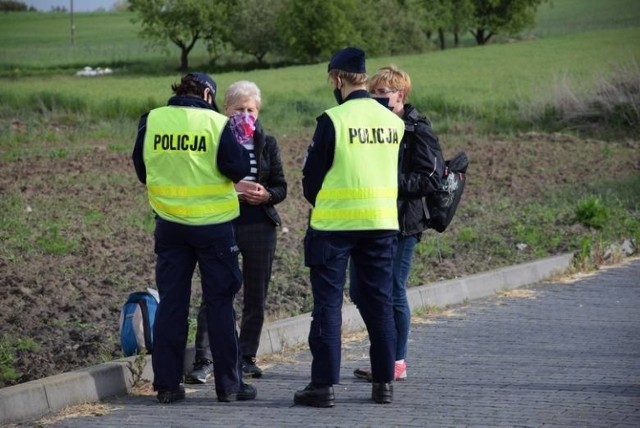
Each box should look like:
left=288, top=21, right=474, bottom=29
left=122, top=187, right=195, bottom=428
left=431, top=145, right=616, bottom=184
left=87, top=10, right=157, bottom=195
left=224, top=80, right=262, bottom=110
left=328, top=69, right=368, bottom=86
left=368, top=64, right=412, bottom=100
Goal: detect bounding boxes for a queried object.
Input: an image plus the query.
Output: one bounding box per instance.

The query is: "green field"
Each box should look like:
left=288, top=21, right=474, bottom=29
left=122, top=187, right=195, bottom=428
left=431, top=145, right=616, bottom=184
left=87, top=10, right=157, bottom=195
left=1, top=0, right=638, bottom=138
left=1, top=27, right=638, bottom=140
left=1, top=0, right=639, bottom=72
left=531, top=0, right=640, bottom=37
left=0, top=11, right=212, bottom=71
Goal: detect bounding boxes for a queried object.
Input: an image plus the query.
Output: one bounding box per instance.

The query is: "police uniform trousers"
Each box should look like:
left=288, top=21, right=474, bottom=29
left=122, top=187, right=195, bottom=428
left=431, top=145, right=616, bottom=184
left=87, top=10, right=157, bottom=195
left=304, top=228, right=398, bottom=385
left=151, top=217, right=243, bottom=396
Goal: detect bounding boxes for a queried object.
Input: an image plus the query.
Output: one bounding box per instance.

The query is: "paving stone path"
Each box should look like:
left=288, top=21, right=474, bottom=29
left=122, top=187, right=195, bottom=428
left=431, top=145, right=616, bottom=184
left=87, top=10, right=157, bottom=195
left=36, top=259, right=640, bottom=427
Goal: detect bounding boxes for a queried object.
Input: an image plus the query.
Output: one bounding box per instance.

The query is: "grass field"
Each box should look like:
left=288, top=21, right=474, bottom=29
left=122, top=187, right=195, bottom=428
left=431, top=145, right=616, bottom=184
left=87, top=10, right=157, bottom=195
left=0, top=0, right=639, bottom=386
left=0, top=11, right=212, bottom=71
left=2, top=0, right=638, bottom=138
left=531, top=0, right=640, bottom=37
left=1, top=27, right=638, bottom=140
left=1, top=0, right=639, bottom=73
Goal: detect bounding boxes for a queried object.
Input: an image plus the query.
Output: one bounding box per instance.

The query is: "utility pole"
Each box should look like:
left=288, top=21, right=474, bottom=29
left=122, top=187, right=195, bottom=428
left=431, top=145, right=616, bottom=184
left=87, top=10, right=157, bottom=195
left=70, top=0, right=75, bottom=46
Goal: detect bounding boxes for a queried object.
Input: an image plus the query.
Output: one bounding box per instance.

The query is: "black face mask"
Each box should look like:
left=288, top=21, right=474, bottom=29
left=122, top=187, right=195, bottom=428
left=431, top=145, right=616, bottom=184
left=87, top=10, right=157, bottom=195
left=372, top=96, right=392, bottom=110
left=333, top=88, right=344, bottom=105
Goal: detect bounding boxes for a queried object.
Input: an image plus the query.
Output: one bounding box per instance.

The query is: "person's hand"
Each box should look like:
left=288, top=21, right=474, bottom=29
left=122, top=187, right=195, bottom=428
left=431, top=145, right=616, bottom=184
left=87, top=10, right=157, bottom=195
left=241, top=183, right=270, bottom=205
left=235, top=181, right=269, bottom=205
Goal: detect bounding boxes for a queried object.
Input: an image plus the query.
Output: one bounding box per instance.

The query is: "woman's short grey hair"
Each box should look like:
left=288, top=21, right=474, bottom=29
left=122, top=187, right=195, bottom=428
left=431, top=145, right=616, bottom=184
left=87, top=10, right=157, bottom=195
left=224, top=80, right=262, bottom=109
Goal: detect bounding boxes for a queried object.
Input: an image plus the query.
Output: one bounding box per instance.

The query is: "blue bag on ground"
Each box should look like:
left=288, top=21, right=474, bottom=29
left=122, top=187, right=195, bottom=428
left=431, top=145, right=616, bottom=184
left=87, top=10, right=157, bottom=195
left=119, top=288, right=159, bottom=356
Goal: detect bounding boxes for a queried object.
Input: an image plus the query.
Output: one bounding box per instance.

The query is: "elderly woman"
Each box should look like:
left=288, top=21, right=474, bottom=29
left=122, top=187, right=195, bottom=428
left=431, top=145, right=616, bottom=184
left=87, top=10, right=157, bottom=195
left=187, top=80, right=288, bottom=383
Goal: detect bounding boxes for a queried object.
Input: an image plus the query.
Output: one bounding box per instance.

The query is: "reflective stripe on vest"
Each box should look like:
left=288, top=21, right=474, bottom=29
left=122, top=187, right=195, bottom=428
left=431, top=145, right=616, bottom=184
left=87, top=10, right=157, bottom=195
left=310, top=98, right=405, bottom=231
left=143, top=106, right=239, bottom=225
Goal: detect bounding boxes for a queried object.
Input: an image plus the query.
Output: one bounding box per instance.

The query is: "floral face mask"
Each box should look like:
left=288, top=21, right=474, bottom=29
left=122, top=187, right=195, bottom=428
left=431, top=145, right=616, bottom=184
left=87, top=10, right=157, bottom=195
left=229, top=112, right=256, bottom=145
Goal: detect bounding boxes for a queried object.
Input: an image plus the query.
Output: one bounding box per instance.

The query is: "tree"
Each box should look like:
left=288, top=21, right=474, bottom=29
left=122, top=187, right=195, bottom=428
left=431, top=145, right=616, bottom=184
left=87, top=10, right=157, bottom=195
left=470, top=0, right=548, bottom=45
left=450, top=0, right=475, bottom=46
left=129, top=0, right=221, bottom=71
left=278, top=0, right=361, bottom=64
left=199, top=1, right=234, bottom=66
left=352, top=0, right=429, bottom=57
left=391, top=0, right=432, bottom=54
left=228, top=0, right=284, bottom=64
left=422, top=0, right=452, bottom=50
left=0, top=0, right=33, bottom=11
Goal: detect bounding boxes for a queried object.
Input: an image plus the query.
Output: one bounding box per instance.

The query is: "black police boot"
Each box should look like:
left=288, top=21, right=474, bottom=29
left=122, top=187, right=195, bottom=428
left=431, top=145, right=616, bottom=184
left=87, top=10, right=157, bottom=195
left=217, top=382, right=257, bottom=402
left=372, top=382, right=393, bottom=404
left=156, top=385, right=186, bottom=404
left=293, top=383, right=335, bottom=408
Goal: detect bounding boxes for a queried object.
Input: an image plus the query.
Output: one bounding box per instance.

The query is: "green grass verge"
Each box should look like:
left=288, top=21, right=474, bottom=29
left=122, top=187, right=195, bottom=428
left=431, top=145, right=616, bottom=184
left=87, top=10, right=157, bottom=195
left=1, top=28, right=638, bottom=138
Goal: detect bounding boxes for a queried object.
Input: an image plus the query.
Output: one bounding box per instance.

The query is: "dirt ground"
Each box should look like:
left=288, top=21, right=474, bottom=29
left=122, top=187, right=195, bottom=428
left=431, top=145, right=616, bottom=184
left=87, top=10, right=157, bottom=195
left=1, top=132, right=638, bottom=388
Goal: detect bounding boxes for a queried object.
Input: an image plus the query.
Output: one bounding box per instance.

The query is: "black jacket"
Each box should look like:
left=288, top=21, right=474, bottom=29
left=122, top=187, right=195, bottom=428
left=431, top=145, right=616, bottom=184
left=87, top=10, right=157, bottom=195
left=250, top=119, right=287, bottom=226
left=397, top=104, right=444, bottom=238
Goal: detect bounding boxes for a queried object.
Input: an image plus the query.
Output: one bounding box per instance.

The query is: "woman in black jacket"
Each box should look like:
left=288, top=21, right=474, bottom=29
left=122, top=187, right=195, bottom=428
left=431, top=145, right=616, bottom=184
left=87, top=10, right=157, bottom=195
left=351, top=65, right=443, bottom=382
left=187, top=81, right=288, bottom=383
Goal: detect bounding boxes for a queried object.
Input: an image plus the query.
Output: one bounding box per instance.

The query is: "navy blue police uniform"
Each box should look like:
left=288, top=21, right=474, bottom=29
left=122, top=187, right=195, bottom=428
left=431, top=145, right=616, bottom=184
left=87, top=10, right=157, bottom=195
left=296, top=47, right=405, bottom=407
left=133, top=81, right=252, bottom=401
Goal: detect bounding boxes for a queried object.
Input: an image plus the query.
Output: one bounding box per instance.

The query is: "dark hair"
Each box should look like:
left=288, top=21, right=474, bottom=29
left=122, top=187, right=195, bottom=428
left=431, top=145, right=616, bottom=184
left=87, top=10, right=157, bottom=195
left=171, top=75, right=204, bottom=97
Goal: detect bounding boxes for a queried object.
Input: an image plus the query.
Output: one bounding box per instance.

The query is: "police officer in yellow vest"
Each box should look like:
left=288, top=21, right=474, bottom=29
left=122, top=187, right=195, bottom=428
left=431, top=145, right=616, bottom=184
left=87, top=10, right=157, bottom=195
left=294, top=48, right=405, bottom=407
left=132, top=72, right=257, bottom=404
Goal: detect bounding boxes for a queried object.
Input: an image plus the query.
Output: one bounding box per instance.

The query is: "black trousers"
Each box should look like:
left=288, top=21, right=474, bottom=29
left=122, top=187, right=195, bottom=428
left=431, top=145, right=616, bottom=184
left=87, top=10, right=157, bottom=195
left=151, top=218, right=243, bottom=397
left=304, top=229, right=398, bottom=385
left=194, top=221, right=277, bottom=361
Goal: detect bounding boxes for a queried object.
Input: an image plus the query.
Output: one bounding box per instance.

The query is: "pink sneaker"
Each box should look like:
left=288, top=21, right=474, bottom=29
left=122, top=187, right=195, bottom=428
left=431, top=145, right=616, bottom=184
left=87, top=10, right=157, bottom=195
left=394, top=360, right=407, bottom=381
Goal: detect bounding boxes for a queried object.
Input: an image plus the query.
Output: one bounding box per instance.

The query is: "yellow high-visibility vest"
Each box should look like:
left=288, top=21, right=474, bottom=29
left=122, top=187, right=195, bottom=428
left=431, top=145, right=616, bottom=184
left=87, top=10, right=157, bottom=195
left=143, top=106, right=239, bottom=225
left=310, top=98, right=405, bottom=231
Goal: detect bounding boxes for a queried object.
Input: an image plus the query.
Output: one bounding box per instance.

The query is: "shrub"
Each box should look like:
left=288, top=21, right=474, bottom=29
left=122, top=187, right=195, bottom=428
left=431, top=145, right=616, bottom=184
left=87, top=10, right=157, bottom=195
left=559, top=63, right=639, bottom=130
left=575, top=196, right=609, bottom=229
left=521, top=61, right=640, bottom=136
left=0, top=335, right=40, bottom=385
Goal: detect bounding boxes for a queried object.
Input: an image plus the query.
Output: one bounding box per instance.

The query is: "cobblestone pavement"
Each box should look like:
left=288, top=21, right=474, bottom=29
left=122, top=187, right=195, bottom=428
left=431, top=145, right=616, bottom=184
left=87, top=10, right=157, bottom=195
left=35, top=259, right=640, bottom=427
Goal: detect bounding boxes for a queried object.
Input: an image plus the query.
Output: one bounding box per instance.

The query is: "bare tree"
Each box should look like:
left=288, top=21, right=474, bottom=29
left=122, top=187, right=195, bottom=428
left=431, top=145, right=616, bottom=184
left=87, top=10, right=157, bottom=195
left=129, top=0, right=224, bottom=71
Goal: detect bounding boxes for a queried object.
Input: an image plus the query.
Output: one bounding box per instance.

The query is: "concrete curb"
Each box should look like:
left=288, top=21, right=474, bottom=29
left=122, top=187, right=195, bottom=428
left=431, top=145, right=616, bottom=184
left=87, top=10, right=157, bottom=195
left=255, top=252, right=574, bottom=356
left=0, top=253, right=574, bottom=426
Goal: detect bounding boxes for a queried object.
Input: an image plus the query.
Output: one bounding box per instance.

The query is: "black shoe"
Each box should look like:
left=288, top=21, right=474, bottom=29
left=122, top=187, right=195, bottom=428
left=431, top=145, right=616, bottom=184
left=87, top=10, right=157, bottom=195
left=353, top=366, right=372, bottom=382
left=156, top=385, right=186, bottom=404
left=372, top=382, right=393, bottom=404
left=217, top=382, right=257, bottom=402
left=185, top=359, right=213, bottom=384
left=293, top=383, right=335, bottom=408
left=242, top=356, right=263, bottom=379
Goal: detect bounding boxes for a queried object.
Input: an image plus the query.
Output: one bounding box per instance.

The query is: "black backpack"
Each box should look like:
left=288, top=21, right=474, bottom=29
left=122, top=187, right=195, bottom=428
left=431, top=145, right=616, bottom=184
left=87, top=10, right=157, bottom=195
left=407, top=109, right=468, bottom=233
left=425, top=151, right=468, bottom=232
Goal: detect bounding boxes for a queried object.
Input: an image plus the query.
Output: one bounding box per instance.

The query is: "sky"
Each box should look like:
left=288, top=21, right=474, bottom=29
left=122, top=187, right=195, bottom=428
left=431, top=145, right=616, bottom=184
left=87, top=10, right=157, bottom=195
left=23, top=0, right=118, bottom=12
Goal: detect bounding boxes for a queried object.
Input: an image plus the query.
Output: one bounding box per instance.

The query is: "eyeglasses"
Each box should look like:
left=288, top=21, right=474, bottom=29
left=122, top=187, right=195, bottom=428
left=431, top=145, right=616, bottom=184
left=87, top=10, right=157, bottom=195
left=371, top=88, right=398, bottom=96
